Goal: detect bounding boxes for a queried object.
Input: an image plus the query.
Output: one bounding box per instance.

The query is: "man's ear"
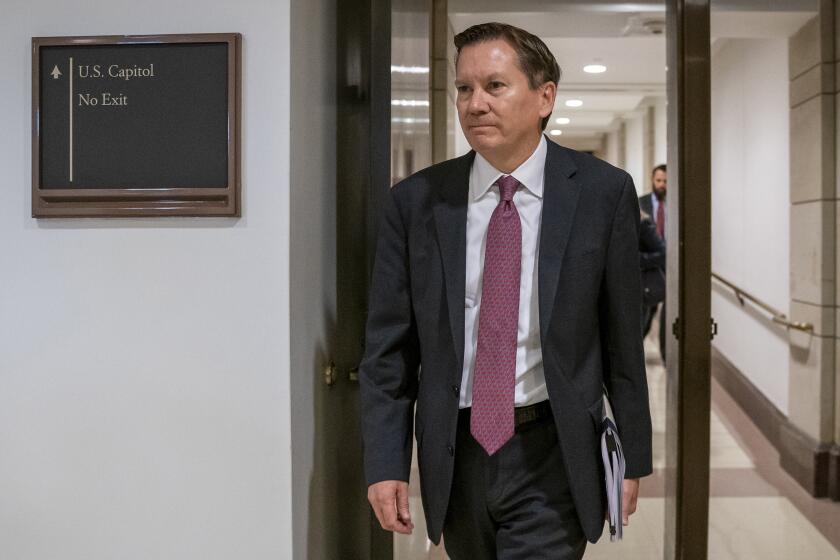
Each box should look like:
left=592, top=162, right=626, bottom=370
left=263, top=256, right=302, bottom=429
left=539, top=81, right=557, bottom=118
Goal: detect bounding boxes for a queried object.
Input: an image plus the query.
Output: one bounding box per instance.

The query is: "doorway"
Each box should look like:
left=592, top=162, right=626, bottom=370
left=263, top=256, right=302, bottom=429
left=334, top=0, right=713, bottom=558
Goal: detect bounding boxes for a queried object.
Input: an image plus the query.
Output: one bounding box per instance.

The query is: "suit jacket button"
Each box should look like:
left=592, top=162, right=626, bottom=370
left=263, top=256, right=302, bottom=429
left=447, top=444, right=454, bottom=456
left=452, top=385, right=459, bottom=396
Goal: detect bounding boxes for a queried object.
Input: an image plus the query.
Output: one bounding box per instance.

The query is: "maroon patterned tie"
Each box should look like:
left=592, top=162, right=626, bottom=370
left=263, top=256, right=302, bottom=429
left=470, top=174, right=521, bottom=456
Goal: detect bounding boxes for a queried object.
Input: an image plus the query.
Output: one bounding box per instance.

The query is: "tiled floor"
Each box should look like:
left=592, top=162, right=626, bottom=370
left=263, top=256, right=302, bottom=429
left=394, top=324, right=840, bottom=559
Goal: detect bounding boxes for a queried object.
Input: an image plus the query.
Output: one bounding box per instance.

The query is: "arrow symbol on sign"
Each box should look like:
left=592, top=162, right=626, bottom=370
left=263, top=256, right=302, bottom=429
left=51, top=65, right=62, bottom=79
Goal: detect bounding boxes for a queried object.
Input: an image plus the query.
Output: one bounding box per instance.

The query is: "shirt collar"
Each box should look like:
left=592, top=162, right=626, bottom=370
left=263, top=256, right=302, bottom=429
left=471, top=135, right=547, bottom=201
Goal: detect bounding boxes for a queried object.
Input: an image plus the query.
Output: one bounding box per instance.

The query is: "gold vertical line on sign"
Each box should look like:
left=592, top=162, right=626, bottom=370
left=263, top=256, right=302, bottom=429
left=69, top=56, right=73, bottom=182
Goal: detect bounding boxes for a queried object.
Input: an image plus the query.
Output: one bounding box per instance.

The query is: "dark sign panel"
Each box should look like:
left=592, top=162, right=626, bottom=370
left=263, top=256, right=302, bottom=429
left=32, top=34, right=241, bottom=217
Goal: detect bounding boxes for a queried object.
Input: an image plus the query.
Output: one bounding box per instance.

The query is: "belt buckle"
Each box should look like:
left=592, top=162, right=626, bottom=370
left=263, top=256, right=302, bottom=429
left=514, top=402, right=540, bottom=428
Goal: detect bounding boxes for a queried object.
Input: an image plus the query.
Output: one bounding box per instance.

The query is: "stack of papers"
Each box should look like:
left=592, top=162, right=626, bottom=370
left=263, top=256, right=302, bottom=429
left=600, top=394, right=625, bottom=542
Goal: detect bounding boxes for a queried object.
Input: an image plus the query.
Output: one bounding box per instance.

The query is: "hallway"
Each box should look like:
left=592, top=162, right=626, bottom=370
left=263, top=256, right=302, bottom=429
left=396, top=324, right=840, bottom=559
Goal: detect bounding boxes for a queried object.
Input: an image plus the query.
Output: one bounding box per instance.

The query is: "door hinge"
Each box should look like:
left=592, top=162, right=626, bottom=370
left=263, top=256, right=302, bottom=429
left=671, top=317, right=717, bottom=340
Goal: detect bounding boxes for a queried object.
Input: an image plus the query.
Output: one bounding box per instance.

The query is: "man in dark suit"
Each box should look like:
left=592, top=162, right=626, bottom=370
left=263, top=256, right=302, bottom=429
left=360, top=22, right=652, bottom=559
left=639, top=164, right=667, bottom=359
left=638, top=164, right=667, bottom=227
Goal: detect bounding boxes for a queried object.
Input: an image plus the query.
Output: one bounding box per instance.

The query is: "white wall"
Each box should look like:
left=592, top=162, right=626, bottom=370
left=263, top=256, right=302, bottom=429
left=624, top=113, right=645, bottom=195
left=654, top=95, right=667, bottom=171
left=711, top=38, right=790, bottom=414
left=0, top=2, right=293, bottom=559
left=603, top=129, right=621, bottom=167
left=289, top=0, right=337, bottom=557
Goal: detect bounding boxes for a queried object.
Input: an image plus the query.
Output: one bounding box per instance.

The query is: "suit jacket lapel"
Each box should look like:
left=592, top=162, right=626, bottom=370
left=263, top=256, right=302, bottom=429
left=433, top=151, right=475, bottom=373
left=539, top=141, right=581, bottom=343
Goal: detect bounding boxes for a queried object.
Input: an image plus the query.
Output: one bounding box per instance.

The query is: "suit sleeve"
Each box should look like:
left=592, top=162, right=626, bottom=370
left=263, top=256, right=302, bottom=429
left=358, top=184, right=421, bottom=486
left=639, top=218, right=666, bottom=271
left=604, top=174, right=653, bottom=479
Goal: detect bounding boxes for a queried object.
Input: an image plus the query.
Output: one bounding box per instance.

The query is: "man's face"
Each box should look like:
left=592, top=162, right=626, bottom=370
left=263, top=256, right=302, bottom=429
left=652, top=169, right=667, bottom=198
left=455, top=39, right=555, bottom=159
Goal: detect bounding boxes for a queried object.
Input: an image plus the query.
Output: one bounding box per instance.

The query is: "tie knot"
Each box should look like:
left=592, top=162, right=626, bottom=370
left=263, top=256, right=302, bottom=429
left=497, top=175, right=519, bottom=202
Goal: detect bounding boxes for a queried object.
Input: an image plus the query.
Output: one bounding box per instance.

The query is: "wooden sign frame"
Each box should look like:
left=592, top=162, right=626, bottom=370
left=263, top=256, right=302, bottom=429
left=31, top=33, right=241, bottom=218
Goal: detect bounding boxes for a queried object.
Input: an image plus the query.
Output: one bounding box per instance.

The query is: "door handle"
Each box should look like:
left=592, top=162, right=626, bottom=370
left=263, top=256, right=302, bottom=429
left=324, top=362, right=360, bottom=385
left=324, top=362, right=337, bottom=387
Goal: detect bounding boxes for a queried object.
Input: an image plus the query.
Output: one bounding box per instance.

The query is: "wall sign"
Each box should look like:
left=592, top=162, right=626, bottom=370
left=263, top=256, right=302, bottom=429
left=32, top=33, right=241, bottom=217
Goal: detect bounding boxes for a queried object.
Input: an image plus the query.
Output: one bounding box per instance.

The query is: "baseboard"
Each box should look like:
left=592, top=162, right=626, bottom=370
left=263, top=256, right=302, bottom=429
left=777, top=421, right=831, bottom=497
left=710, top=347, right=836, bottom=501
left=830, top=445, right=840, bottom=501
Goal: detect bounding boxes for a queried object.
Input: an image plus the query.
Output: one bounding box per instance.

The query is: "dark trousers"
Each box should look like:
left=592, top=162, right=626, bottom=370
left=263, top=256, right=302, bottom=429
left=442, top=407, right=587, bottom=560
left=643, top=301, right=666, bottom=362
left=658, top=301, right=666, bottom=362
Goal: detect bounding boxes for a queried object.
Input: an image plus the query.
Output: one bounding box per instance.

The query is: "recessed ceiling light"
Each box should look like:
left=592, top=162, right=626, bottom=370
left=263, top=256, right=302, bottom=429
left=556, top=117, right=571, bottom=125
left=584, top=64, right=607, bottom=74
left=391, top=99, right=430, bottom=107
left=391, top=117, right=430, bottom=124
left=565, top=99, right=583, bottom=108
left=390, top=65, right=429, bottom=74
left=550, top=130, right=563, bottom=136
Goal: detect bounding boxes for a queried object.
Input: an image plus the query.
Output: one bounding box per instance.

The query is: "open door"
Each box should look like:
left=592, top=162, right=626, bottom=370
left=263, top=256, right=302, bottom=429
left=336, top=0, right=394, bottom=558
left=664, top=0, right=713, bottom=558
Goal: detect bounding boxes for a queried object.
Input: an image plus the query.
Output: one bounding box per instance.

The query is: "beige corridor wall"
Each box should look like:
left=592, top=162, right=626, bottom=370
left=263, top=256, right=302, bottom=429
left=0, top=2, right=294, bottom=558
left=653, top=96, right=667, bottom=171
left=623, top=112, right=645, bottom=195
left=710, top=38, right=790, bottom=413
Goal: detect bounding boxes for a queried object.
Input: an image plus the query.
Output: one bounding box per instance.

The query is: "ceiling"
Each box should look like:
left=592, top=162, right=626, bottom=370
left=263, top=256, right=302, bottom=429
left=448, top=0, right=817, bottom=13
left=446, top=5, right=815, bottom=141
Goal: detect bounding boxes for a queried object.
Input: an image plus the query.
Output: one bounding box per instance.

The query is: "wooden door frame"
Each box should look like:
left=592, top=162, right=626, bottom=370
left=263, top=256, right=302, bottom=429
left=336, top=0, right=714, bottom=557
left=665, top=0, right=712, bottom=558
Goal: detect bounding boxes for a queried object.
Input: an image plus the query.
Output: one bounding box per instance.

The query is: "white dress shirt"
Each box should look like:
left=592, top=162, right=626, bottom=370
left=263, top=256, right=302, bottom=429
left=459, top=135, right=548, bottom=409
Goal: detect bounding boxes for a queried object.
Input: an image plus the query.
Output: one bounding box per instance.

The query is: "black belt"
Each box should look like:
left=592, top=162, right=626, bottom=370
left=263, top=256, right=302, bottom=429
left=514, top=399, right=553, bottom=428
left=458, top=399, right=554, bottom=428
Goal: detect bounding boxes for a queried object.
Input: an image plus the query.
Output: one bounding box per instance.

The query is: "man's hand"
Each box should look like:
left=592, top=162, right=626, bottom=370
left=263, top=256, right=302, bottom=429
left=368, top=480, right=414, bottom=535
left=622, top=478, right=640, bottom=526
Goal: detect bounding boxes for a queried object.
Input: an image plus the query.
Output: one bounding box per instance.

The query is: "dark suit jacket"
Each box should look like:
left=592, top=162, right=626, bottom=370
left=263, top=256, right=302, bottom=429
left=639, top=191, right=669, bottom=239
left=639, top=191, right=654, bottom=219
left=359, top=139, right=653, bottom=545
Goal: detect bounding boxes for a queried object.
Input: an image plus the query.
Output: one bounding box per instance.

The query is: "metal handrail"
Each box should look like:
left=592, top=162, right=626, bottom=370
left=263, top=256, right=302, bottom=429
left=711, top=272, right=814, bottom=333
